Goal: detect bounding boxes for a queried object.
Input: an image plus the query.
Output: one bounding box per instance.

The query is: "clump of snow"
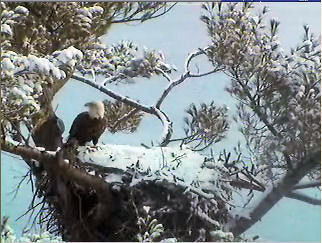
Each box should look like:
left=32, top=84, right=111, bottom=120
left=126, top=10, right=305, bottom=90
left=14, top=6, right=29, bottom=15
left=209, top=230, right=234, bottom=241
left=35, top=147, right=45, bottom=152
left=53, top=46, right=83, bottom=64
left=161, top=238, right=177, bottom=243
left=1, top=58, right=15, bottom=74
left=1, top=24, right=13, bottom=36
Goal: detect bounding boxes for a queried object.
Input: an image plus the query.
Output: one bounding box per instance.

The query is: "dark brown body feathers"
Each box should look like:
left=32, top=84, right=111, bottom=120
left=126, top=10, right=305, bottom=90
left=67, top=112, right=105, bottom=146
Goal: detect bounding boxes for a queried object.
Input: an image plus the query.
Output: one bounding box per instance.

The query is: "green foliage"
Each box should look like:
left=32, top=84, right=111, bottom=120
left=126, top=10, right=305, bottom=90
left=104, top=99, right=144, bottom=133
left=136, top=206, right=165, bottom=242
left=1, top=2, right=175, bottom=142
left=183, top=102, right=229, bottom=151
left=201, top=2, right=321, bottom=178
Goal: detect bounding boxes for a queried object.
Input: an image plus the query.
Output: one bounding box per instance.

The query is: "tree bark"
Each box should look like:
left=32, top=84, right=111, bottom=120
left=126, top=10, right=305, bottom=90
left=230, top=149, right=321, bottom=236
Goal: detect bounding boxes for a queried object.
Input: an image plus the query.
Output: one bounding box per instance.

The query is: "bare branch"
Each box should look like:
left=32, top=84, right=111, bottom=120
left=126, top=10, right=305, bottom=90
left=286, top=191, right=321, bottom=206
left=156, top=47, right=219, bottom=109
left=155, top=67, right=172, bottom=82
left=156, top=72, right=190, bottom=109
left=188, top=69, right=219, bottom=78
left=72, top=74, right=173, bottom=145
left=185, top=48, right=208, bottom=73
left=292, top=181, right=321, bottom=190
left=72, top=74, right=152, bottom=113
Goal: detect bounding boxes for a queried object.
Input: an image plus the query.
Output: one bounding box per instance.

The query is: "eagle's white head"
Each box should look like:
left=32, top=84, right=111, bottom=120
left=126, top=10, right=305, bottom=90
left=85, top=101, right=105, bottom=119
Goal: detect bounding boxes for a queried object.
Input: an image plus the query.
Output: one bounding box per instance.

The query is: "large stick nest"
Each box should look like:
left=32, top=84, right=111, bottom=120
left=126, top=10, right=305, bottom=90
left=29, top=151, right=229, bottom=242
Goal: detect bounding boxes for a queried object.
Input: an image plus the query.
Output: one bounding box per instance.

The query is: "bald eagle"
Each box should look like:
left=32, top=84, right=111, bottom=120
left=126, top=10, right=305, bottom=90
left=33, top=113, right=65, bottom=150
left=67, top=101, right=106, bottom=146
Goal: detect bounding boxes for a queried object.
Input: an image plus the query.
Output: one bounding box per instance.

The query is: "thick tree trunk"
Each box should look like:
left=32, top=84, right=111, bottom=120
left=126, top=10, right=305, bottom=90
left=230, top=150, right=321, bottom=236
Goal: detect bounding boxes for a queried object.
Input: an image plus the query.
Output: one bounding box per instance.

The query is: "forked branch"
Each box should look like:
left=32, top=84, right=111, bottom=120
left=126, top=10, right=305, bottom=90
left=72, top=75, right=173, bottom=145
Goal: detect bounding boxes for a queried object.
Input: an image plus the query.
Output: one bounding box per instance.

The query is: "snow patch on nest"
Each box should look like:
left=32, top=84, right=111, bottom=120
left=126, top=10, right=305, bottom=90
left=78, top=144, right=220, bottom=190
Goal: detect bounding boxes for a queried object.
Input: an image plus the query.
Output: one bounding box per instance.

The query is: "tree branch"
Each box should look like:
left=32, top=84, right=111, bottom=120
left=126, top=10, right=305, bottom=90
left=155, top=72, right=190, bottom=109
left=156, top=47, right=219, bottom=109
left=188, top=69, right=219, bottom=78
left=286, top=191, right=321, bottom=206
left=72, top=74, right=152, bottom=113
left=230, top=149, right=321, bottom=236
left=292, top=181, right=321, bottom=190
left=234, top=75, right=293, bottom=170
left=72, top=74, right=173, bottom=145
left=155, top=67, right=172, bottom=82
left=111, top=3, right=177, bottom=24
left=228, top=179, right=321, bottom=206
left=1, top=141, right=49, bottom=162
left=1, top=141, right=111, bottom=194
left=185, top=48, right=208, bottom=73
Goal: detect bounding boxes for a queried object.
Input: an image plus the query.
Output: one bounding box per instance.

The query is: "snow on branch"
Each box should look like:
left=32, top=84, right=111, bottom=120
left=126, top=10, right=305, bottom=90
left=1, top=141, right=112, bottom=194
left=156, top=47, right=220, bottom=109
left=72, top=74, right=173, bottom=145
left=156, top=72, right=190, bottom=109
left=184, top=47, right=209, bottom=73
left=152, top=107, right=173, bottom=146
left=72, top=74, right=151, bottom=113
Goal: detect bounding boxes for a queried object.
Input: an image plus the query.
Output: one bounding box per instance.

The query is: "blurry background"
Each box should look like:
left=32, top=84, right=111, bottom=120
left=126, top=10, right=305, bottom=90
left=1, top=2, right=320, bottom=241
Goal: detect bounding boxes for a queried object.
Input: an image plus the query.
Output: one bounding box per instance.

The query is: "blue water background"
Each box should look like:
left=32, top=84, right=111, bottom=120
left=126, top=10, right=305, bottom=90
left=1, top=3, right=320, bottom=241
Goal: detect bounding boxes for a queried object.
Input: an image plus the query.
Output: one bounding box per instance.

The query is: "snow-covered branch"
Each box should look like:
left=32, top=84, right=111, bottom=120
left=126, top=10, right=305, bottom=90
left=72, top=74, right=173, bottom=145
left=156, top=48, right=220, bottom=109
left=151, top=107, right=173, bottom=146
left=1, top=141, right=113, bottom=195
left=156, top=72, right=190, bottom=109
left=72, top=74, right=151, bottom=113
left=155, top=67, right=172, bottom=82
left=1, top=141, right=50, bottom=162
left=184, top=48, right=208, bottom=73
left=230, top=149, right=321, bottom=236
